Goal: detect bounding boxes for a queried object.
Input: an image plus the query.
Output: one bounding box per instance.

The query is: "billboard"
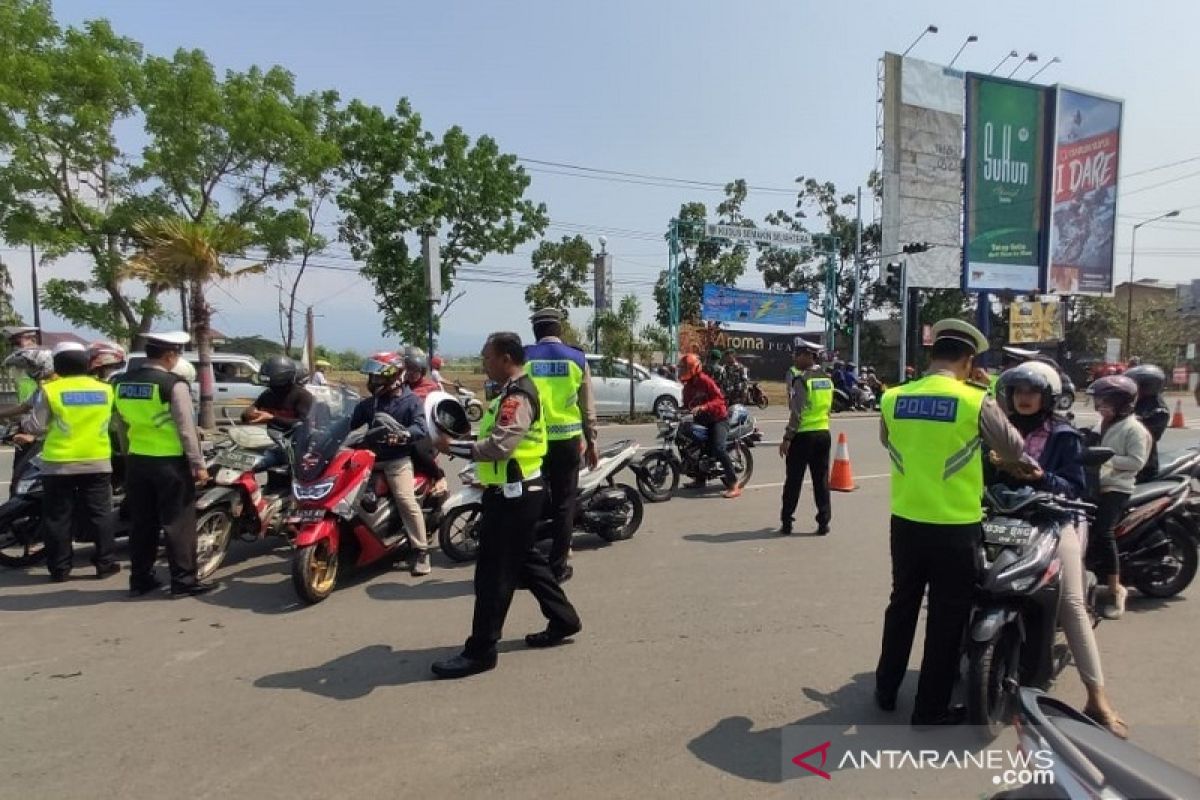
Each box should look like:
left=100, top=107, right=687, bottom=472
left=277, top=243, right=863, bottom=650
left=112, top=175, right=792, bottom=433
left=1046, top=88, right=1123, bottom=295
left=1008, top=298, right=1063, bottom=344
left=701, top=284, right=808, bottom=326
left=881, top=53, right=965, bottom=289
left=680, top=324, right=820, bottom=380
left=963, top=74, right=1051, bottom=292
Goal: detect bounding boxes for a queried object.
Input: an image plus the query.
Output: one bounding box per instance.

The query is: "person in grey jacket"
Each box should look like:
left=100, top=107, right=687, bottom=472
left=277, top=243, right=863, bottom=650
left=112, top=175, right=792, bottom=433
left=1088, top=376, right=1151, bottom=620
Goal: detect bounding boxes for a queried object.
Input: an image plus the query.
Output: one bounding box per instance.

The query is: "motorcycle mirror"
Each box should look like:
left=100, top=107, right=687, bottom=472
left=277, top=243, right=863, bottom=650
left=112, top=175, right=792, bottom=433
left=1081, top=447, right=1115, bottom=467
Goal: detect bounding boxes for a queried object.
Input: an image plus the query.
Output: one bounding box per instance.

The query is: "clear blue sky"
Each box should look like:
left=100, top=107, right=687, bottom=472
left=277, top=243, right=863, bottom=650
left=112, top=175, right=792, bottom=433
left=17, top=0, right=1200, bottom=354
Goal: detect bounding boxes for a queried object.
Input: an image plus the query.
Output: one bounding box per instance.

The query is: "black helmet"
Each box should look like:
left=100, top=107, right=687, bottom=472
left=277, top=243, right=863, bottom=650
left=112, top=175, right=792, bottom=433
left=430, top=396, right=471, bottom=437
left=259, top=355, right=298, bottom=389
left=1087, top=375, right=1138, bottom=413
left=996, top=362, right=1060, bottom=417
left=1124, top=364, right=1166, bottom=396
left=402, top=346, right=428, bottom=374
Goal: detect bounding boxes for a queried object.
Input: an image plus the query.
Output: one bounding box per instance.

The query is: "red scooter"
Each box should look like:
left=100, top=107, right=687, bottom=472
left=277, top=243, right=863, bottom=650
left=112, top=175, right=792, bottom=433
left=288, top=413, right=444, bottom=604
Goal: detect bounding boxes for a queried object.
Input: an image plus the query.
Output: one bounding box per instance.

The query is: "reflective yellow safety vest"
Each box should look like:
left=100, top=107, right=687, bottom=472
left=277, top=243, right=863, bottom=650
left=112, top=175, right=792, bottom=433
left=42, top=376, right=113, bottom=463
left=113, top=367, right=184, bottom=457
left=476, top=375, right=548, bottom=486
left=881, top=374, right=986, bottom=524
left=524, top=340, right=587, bottom=441
left=789, top=366, right=833, bottom=433
left=17, top=375, right=38, bottom=404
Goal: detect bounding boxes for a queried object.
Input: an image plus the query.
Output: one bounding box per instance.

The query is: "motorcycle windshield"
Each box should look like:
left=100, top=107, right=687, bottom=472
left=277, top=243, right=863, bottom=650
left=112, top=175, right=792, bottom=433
left=289, top=414, right=353, bottom=484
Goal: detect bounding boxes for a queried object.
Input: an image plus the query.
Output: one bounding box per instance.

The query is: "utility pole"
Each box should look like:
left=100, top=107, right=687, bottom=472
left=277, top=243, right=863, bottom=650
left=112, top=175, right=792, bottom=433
left=666, top=219, right=681, bottom=363
left=852, top=187, right=863, bottom=367
left=593, top=239, right=611, bottom=354
left=179, top=286, right=189, bottom=335
left=28, top=245, right=41, bottom=344
left=897, top=260, right=908, bottom=383
left=422, top=231, right=441, bottom=357
left=305, top=306, right=316, bottom=371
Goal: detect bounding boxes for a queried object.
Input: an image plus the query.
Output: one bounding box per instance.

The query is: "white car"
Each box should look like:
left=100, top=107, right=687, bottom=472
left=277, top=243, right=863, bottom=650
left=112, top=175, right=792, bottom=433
left=585, top=355, right=681, bottom=417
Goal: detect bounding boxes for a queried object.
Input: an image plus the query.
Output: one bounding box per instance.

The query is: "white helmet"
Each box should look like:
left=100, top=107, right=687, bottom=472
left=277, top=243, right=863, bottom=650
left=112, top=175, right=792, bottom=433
left=170, top=359, right=197, bottom=384
left=4, top=347, right=53, bottom=380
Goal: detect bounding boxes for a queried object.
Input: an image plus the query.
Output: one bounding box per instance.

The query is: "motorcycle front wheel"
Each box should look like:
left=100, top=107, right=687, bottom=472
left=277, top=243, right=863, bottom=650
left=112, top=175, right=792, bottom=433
left=635, top=452, right=679, bottom=502
left=966, top=628, right=1018, bottom=740
left=0, top=503, right=45, bottom=567
left=195, top=507, right=235, bottom=580
left=439, top=503, right=483, bottom=562
left=595, top=484, right=644, bottom=542
left=292, top=540, right=339, bottom=604
left=731, top=443, right=754, bottom=488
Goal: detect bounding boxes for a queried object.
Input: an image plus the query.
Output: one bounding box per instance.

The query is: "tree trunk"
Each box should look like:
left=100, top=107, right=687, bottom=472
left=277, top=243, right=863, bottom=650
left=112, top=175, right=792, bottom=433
left=191, top=280, right=216, bottom=430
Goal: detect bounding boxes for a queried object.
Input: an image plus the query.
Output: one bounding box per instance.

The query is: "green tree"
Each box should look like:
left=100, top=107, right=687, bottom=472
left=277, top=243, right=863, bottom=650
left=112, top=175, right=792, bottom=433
left=0, top=0, right=161, bottom=339
left=126, top=217, right=265, bottom=429
left=337, top=99, right=548, bottom=344
left=524, top=234, right=592, bottom=312
left=0, top=259, right=21, bottom=328
left=653, top=180, right=752, bottom=327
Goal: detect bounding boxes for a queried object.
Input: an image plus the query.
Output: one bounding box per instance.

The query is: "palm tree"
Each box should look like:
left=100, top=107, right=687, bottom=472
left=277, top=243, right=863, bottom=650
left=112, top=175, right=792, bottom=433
left=126, top=217, right=265, bottom=429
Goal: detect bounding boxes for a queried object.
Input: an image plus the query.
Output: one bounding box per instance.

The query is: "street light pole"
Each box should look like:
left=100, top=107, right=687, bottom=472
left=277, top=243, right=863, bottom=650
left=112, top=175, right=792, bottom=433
left=1008, top=53, right=1038, bottom=79
left=902, top=24, right=938, bottom=57
left=1028, top=56, right=1061, bottom=82
left=948, top=34, right=978, bottom=68
left=989, top=50, right=1019, bottom=75
left=1126, top=210, right=1181, bottom=358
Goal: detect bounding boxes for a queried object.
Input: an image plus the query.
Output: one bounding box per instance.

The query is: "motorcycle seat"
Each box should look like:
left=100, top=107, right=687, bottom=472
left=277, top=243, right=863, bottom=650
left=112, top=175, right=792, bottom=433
left=598, top=440, right=631, bottom=460
left=1130, top=478, right=1188, bottom=505
left=1045, top=711, right=1200, bottom=800
left=1154, top=448, right=1199, bottom=478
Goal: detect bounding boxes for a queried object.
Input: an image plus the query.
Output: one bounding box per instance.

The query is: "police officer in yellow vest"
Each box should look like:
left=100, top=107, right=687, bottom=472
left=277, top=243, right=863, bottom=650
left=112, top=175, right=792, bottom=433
left=433, top=332, right=581, bottom=679
left=778, top=339, right=834, bottom=536
left=525, top=308, right=599, bottom=582
left=2, top=326, right=42, bottom=407
left=112, top=332, right=213, bottom=597
left=20, top=343, right=119, bottom=582
left=875, top=319, right=1025, bottom=727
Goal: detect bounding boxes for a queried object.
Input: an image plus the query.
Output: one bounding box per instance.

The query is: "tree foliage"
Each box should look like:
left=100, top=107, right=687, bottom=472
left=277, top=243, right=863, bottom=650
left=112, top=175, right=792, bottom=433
left=337, top=99, right=548, bottom=344
left=524, top=234, right=593, bottom=312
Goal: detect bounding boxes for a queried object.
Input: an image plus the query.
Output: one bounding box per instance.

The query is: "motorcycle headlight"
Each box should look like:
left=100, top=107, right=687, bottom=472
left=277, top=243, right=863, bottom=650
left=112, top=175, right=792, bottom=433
left=293, top=479, right=335, bottom=501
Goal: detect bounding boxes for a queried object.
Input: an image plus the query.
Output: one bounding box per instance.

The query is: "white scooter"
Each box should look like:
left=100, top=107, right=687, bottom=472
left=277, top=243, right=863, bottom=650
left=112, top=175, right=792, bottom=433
left=437, top=439, right=645, bottom=562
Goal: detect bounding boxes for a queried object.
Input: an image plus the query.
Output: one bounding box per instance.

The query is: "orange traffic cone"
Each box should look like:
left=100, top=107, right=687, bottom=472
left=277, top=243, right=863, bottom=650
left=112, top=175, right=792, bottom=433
left=1171, top=400, right=1187, bottom=429
left=829, top=432, right=857, bottom=492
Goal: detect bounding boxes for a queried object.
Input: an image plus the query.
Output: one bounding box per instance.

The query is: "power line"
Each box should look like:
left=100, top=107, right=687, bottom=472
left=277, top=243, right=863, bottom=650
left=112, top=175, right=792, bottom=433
left=519, top=157, right=798, bottom=196
left=1123, top=155, right=1200, bottom=180
left=1119, top=168, right=1200, bottom=197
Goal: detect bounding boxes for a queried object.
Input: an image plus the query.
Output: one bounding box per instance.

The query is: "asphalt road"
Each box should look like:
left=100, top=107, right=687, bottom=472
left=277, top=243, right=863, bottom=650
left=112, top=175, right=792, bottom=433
left=1, top=405, right=1198, bottom=799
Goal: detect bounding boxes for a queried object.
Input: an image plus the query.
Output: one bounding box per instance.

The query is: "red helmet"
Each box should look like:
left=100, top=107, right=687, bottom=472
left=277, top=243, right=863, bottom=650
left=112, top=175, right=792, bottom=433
left=430, top=355, right=444, bottom=370
left=678, top=353, right=701, bottom=381
left=87, top=340, right=127, bottom=372
left=361, top=352, right=402, bottom=395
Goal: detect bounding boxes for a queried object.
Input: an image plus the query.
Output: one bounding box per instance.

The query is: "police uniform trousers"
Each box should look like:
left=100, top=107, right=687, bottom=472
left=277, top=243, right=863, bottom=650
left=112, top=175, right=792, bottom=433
left=875, top=516, right=980, bottom=718
left=42, top=473, right=115, bottom=577
left=125, top=454, right=200, bottom=589
left=463, top=479, right=581, bottom=661
left=780, top=430, right=832, bottom=528
left=542, top=437, right=581, bottom=574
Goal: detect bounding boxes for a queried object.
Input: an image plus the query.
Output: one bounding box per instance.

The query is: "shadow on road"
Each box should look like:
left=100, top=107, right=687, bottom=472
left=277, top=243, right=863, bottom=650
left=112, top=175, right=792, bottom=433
left=366, top=578, right=473, bottom=602
left=683, top=528, right=779, bottom=545
left=0, top=584, right=129, bottom=611
left=687, top=670, right=920, bottom=784
left=1125, top=594, right=1188, bottom=615
left=254, top=640, right=535, bottom=700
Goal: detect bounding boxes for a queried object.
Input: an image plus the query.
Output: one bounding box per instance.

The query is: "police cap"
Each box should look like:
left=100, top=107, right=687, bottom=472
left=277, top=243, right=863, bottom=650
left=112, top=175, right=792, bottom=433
left=931, top=319, right=989, bottom=354
left=142, top=331, right=191, bottom=351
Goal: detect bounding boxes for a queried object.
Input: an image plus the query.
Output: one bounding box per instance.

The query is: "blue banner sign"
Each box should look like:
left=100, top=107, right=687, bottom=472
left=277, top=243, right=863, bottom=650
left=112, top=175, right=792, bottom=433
left=701, top=284, right=808, bottom=326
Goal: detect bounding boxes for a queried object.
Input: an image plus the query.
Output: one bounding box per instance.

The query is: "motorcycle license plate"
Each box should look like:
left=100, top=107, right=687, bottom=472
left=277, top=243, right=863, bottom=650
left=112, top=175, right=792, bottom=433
left=291, top=508, right=325, bottom=524
left=982, top=518, right=1035, bottom=546
left=217, top=449, right=261, bottom=471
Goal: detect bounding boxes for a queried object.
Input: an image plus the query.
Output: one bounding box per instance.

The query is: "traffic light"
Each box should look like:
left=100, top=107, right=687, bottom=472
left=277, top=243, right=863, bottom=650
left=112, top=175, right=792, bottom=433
left=902, top=241, right=931, bottom=255
left=885, top=261, right=904, bottom=292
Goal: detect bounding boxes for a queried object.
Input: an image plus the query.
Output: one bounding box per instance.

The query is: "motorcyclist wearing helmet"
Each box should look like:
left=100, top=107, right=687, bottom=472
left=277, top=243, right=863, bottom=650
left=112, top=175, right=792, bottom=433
left=242, top=355, right=314, bottom=430
left=3, top=326, right=41, bottom=404
left=989, top=362, right=1127, bottom=737
left=1087, top=375, right=1150, bottom=620
left=429, top=354, right=445, bottom=391
left=678, top=352, right=740, bottom=498
left=349, top=352, right=433, bottom=576
left=88, top=340, right=127, bottom=382
left=1, top=346, right=53, bottom=421
left=399, top=347, right=448, bottom=497
left=1125, top=364, right=1169, bottom=482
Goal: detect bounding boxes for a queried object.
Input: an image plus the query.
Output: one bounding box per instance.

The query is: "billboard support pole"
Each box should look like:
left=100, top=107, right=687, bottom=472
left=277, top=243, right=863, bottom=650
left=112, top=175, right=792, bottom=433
left=667, top=219, right=681, bottom=363
left=898, top=260, right=908, bottom=383
left=852, top=186, right=863, bottom=368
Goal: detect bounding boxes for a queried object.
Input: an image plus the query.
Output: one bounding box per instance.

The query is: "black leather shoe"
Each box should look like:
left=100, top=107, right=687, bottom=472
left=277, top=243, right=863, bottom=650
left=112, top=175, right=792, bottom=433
left=95, top=563, right=121, bottom=579
left=129, top=577, right=163, bottom=597
left=170, top=581, right=217, bottom=597
left=431, top=654, right=497, bottom=679
left=874, top=688, right=897, bottom=712
left=49, top=571, right=69, bottom=583
left=816, top=525, right=831, bottom=536
left=778, top=524, right=793, bottom=536
left=525, top=625, right=582, bottom=649
left=911, top=705, right=967, bottom=729
left=554, top=565, right=574, bottom=583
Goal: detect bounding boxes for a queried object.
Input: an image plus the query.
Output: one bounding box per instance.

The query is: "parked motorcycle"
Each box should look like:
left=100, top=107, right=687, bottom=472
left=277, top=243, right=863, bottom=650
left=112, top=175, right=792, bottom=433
left=437, top=439, right=644, bottom=562
left=634, top=406, right=755, bottom=502
left=288, top=413, right=444, bottom=604
left=965, top=470, right=1107, bottom=738
left=451, top=381, right=485, bottom=423
left=995, top=688, right=1200, bottom=799
left=1112, top=475, right=1198, bottom=598
left=746, top=382, right=769, bottom=409
left=193, top=423, right=296, bottom=580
